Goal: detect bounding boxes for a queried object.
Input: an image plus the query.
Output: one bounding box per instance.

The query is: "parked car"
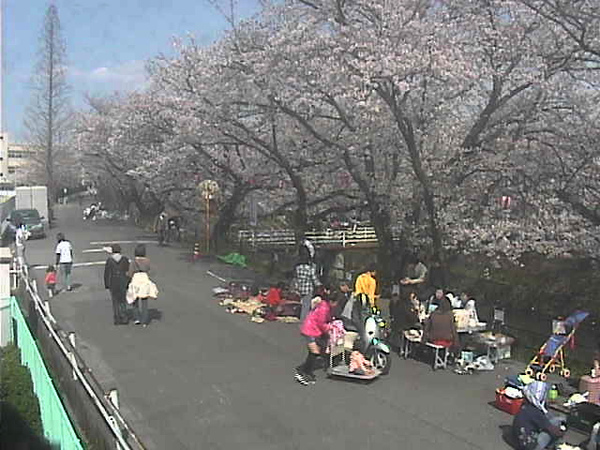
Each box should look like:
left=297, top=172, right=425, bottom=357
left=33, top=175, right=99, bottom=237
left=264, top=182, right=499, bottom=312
left=9, top=208, right=46, bottom=239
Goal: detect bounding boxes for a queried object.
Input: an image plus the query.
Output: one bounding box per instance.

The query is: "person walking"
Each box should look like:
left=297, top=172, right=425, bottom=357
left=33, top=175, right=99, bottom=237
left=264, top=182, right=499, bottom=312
left=294, top=291, right=341, bottom=385
left=45, top=265, right=57, bottom=298
left=126, top=251, right=158, bottom=328
left=55, top=233, right=74, bottom=292
left=127, top=244, right=152, bottom=326
left=1, top=217, right=16, bottom=248
left=15, top=221, right=30, bottom=266
left=293, top=254, right=322, bottom=321
left=103, top=244, right=130, bottom=325
left=154, top=212, right=168, bottom=245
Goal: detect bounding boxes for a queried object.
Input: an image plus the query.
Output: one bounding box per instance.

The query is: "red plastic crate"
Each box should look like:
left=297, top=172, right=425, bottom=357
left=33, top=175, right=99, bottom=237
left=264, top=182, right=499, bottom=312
left=495, top=389, right=524, bottom=415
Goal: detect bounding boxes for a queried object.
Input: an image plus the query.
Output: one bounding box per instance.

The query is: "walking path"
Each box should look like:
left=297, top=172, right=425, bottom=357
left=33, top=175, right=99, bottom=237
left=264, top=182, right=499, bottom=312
left=22, top=204, right=585, bottom=449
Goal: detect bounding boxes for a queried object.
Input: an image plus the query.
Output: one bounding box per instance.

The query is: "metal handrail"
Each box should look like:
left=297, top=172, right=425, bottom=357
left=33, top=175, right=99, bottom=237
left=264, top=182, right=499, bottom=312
left=18, top=263, right=143, bottom=450
left=238, top=226, right=380, bottom=248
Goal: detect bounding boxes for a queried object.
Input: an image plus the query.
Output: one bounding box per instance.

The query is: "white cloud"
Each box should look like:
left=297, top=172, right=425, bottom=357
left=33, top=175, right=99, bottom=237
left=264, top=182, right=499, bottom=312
left=70, top=60, right=148, bottom=90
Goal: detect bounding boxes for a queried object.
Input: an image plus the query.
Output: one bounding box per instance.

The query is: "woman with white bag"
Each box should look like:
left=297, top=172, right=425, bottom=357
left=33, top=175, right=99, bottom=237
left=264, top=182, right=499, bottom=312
left=126, top=244, right=158, bottom=327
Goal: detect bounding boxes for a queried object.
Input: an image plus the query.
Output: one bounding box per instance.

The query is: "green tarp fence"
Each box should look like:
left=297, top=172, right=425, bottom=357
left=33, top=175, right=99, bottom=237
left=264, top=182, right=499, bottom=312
left=9, top=296, right=84, bottom=450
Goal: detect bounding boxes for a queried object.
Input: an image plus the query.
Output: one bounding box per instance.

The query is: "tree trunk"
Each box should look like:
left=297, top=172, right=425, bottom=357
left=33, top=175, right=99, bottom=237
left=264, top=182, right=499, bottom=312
left=369, top=199, right=409, bottom=286
left=211, top=183, right=250, bottom=251
left=289, top=173, right=308, bottom=244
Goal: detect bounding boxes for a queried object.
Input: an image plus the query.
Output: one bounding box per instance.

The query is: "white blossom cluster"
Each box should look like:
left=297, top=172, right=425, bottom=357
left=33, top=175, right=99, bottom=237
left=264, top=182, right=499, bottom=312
left=71, top=0, right=600, bottom=261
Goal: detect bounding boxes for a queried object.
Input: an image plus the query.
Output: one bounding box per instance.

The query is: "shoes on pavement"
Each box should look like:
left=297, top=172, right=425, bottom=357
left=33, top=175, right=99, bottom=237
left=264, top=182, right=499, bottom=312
left=294, top=370, right=315, bottom=386
left=294, top=372, right=309, bottom=385
left=142, top=324, right=148, bottom=328
left=304, top=373, right=316, bottom=384
left=134, top=320, right=141, bottom=325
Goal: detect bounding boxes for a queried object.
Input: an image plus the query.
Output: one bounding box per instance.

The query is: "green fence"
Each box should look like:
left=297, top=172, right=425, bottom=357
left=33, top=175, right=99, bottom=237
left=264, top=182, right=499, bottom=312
left=9, top=296, right=84, bottom=450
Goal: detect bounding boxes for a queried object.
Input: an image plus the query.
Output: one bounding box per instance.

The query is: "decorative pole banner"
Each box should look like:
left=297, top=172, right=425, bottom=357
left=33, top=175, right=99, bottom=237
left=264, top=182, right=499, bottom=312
left=197, top=180, right=219, bottom=253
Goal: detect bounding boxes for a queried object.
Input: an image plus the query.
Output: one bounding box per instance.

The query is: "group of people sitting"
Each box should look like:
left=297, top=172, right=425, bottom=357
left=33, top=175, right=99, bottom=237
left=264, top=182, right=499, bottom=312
left=389, top=287, right=479, bottom=354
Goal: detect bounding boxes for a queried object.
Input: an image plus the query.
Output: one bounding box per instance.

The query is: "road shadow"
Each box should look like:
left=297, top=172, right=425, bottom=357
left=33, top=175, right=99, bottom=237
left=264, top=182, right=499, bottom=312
left=123, top=308, right=162, bottom=324
left=135, top=234, right=157, bottom=240
left=149, top=309, right=162, bottom=322
left=0, top=402, right=52, bottom=450
left=499, top=424, right=517, bottom=448
left=54, top=283, right=83, bottom=295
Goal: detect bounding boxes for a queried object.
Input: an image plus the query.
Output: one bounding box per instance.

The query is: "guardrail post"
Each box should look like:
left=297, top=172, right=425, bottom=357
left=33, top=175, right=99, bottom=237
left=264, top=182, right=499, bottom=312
left=107, top=389, right=127, bottom=449
left=107, top=416, right=125, bottom=450
left=108, top=388, right=120, bottom=410
left=67, top=332, right=78, bottom=381
left=0, top=247, right=13, bottom=346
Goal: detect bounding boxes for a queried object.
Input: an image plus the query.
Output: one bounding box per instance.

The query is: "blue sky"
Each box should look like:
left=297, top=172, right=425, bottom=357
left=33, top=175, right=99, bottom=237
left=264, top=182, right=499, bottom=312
left=4, top=0, right=260, bottom=141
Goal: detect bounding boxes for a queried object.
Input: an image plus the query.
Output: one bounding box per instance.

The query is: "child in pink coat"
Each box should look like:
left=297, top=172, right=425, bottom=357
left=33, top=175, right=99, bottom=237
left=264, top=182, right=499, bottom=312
left=295, top=289, right=340, bottom=385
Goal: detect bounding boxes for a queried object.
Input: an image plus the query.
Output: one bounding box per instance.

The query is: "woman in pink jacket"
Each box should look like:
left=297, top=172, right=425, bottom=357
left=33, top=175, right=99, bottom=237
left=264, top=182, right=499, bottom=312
left=295, top=288, right=340, bottom=385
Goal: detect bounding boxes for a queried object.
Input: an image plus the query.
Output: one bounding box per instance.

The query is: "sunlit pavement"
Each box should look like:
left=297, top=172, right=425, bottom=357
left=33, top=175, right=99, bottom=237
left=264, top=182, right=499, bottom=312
left=22, top=203, right=574, bottom=450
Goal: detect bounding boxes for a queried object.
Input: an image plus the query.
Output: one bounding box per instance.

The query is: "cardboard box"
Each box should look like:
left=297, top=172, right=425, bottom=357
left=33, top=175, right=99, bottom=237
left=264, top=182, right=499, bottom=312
left=580, top=375, right=600, bottom=405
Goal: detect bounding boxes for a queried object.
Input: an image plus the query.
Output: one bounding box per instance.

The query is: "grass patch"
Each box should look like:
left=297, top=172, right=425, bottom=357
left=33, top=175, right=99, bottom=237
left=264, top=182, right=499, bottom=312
left=1, top=344, right=50, bottom=449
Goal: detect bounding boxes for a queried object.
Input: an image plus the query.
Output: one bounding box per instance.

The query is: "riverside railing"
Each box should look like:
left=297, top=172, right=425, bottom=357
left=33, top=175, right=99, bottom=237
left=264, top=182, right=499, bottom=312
left=9, top=295, right=83, bottom=450
left=238, top=226, right=381, bottom=249
left=15, top=263, right=145, bottom=450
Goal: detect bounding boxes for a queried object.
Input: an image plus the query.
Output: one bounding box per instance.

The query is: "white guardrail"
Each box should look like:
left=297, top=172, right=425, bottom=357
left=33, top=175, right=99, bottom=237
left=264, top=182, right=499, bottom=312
left=238, top=226, right=380, bottom=248
left=16, top=262, right=144, bottom=450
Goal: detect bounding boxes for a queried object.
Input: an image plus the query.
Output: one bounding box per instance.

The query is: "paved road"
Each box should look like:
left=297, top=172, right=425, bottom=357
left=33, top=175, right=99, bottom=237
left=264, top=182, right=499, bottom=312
left=23, top=204, right=547, bottom=449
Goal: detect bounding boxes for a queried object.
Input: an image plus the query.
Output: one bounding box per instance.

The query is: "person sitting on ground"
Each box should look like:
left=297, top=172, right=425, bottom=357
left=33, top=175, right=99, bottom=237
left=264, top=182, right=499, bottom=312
left=512, top=381, right=565, bottom=450
left=423, top=296, right=459, bottom=349
left=354, top=265, right=378, bottom=308
left=294, top=290, right=340, bottom=386
left=264, top=282, right=284, bottom=308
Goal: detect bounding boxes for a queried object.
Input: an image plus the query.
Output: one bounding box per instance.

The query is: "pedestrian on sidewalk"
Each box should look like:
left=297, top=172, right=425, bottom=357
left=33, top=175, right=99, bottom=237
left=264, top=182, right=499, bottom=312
left=45, top=265, right=57, bottom=298
left=126, top=254, right=158, bottom=328
left=294, top=290, right=340, bottom=386
left=15, top=221, right=30, bottom=267
left=0, top=217, right=16, bottom=248
left=293, top=254, right=321, bottom=322
left=127, top=244, right=152, bottom=326
left=55, top=232, right=74, bottom=292
left=104, top=244, right=130, bottom=325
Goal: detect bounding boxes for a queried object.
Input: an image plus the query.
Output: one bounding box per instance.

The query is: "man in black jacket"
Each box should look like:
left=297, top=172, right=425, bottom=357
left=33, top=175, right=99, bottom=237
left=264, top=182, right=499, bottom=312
left=103, top=244, right=130, bottom=325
